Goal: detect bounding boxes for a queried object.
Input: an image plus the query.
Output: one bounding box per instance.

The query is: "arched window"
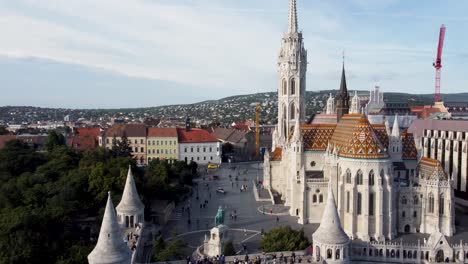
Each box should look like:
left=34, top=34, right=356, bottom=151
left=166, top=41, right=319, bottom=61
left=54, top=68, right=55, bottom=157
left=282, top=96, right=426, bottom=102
left=402, top=211, right=406, bottom=218
left=319, top=194, right=323, bottom=203
left=414, top=195, right=419, bottom=205
left=402, top=196, right=407, bottom=205
left=356, top=170, right=363, bottom=185
left=327, top=249, right=332, bottom=259
left=346, top=191, right=350, bottom=213
left=357, top=192, right=362, bottom=215
left=439, top=194, right=444, bottom=216
left=291, top=78, right=296, bottom=95
left=336, top=249, right=341, bottom=260
left=282, top=79, right=287, bottom=95
left=313, top=195, right=317, bottom=203
left=346, top=169, right=352, bottom=183
left=381, top=169, right=385, bottom=185
left=428, top=193, right=434, bottom=213
left=290, top=103, right=295, bottom=120
left=369, top=170, right=375, bottom=186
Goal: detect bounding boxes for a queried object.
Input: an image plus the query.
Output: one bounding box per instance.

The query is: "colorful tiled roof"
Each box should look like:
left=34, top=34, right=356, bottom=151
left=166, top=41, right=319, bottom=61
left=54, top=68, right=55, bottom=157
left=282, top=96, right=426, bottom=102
left=418, top=157, right=447, bottom=181
left=147, top=128, right=177, bottom=138
left=402, top=131, right=418, bottom=160
left=177, top=128, right=219, bottom=143
left=301, top=124, right=336, bottom=151
left=271, top=147, right=282, bottom=161
left=329, top=114, right=388, bottom=159
left=372, top=124, right=389, bottom=148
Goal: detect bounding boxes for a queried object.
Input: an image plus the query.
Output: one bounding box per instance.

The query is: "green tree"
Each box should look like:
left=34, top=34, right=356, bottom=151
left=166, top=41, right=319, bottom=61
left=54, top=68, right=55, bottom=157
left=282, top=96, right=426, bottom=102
left=152, top=236, right=187, bottom=261
left=46, top=130, right=66, bottom=152
left=223, top=240, right=236, bottom=256
left=260, top=226, right=309, bottom=252
left=111, top=133, right=132, bottom=158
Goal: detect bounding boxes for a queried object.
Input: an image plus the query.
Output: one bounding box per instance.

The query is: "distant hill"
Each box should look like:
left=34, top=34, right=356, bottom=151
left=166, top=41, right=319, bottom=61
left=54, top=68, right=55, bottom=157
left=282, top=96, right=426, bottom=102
left=1, top=91, right=468, bottom=125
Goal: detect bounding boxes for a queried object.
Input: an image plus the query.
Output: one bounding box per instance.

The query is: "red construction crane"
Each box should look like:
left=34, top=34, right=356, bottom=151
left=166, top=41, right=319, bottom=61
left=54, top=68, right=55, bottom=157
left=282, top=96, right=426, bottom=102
left=433, top=24, right=446, bottom=103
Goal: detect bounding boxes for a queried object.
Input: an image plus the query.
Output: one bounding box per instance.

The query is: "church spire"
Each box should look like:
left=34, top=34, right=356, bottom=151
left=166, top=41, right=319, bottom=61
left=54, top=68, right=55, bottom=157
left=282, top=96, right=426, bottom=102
left=392, top=113, right=400, bottom=137
left=88, top=192, right=131, bottom=264
left=336, top=60, right=350, bottom=121
left=339, top=63, right=348, bottom=97
left=288, top=0, right=298, bottom=33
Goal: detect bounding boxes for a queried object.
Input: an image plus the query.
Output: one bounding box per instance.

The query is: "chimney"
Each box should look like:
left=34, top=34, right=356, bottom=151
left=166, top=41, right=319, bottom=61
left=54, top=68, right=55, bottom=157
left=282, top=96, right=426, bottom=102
left=185, top=117, right=191, bottom=132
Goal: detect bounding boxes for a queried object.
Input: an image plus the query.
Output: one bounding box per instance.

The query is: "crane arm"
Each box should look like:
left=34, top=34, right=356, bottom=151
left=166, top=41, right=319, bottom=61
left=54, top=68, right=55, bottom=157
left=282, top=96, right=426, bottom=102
left=435, top=25, right=446, bottom=68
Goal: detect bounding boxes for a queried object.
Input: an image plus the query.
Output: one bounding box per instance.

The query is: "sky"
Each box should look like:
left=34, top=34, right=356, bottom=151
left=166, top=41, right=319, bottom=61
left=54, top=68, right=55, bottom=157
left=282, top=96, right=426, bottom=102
left=0, top=0, right=467, bottom=109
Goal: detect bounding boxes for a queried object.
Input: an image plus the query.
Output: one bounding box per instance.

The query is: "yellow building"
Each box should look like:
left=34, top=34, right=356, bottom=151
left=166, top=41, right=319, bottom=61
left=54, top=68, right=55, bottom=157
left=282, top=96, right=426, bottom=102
left=147, top=128, right=178, bottom=163
left=99, top=124, right=147, bottom=164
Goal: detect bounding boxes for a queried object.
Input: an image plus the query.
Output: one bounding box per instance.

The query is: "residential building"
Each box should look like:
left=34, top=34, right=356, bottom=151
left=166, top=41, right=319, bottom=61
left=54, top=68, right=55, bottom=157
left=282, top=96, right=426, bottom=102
left=147, top=128, right=178, bottom=163
left=99, top=124, right=147, bottom=164
left=178, top=125, right=221, bottom=165
left=67, top=127, right=100, bottom=151
left=209, top=127, right=255, bottom=161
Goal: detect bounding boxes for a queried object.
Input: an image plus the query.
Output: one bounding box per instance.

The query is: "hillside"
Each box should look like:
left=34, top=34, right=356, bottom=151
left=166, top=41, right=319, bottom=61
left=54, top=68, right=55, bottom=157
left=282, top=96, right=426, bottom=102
left=1, top=91, right=467, bottom=126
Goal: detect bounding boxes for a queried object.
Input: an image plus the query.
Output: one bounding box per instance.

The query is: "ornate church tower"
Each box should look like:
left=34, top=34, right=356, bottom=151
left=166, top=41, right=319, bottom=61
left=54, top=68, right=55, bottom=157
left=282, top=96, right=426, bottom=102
left=276, top=0, right=307, bottom=146
left=336, top=64, right=349, bottom=121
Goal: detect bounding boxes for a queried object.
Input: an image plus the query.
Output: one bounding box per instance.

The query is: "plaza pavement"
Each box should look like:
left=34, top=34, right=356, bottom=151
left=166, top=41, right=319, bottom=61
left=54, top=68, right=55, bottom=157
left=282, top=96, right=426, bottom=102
left=160, top=162, right=319, bottom=254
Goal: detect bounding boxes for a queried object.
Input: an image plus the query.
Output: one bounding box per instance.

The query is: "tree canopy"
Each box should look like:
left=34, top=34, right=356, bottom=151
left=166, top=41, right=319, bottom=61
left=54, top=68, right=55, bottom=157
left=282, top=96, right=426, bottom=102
left=260, top=226, right=309, bottom=252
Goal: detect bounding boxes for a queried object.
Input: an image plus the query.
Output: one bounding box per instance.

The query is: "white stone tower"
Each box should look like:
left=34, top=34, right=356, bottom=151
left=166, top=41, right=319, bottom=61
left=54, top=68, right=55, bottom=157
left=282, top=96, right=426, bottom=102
left=326, top=93, right=335, bottom=114
left=349, top=91, right=360, bottom=114
left=312, top=182, right=350, bottom=263
left=389, top=114, right=402, bottom=161
left=116, top=166, right=144, bottom=229
left=88, top=192, right=132, bottom=264
left=276, top=0, right=307, bottom=146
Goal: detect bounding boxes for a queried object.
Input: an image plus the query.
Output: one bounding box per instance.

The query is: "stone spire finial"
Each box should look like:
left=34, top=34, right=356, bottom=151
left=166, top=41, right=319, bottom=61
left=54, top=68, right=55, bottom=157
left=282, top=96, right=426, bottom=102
left=384, top=118, right=391, bottom=136
left=392, top=113, right=400, bottom=137
left=312, top=180, right=349, bottom=245
left=288, top=0, right=298, bottom=33
left=291, top=110, right=302, bottom=143
left=350, top=90, right=360, bottom=114
left=116, top=166, right=144, bottom=216
left=88, top=192, right=131, bottom=264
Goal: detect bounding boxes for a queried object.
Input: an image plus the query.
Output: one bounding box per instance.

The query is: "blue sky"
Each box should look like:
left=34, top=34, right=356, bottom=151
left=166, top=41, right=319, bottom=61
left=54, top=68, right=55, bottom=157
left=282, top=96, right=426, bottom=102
left=0, top=0, right=467, bottom=108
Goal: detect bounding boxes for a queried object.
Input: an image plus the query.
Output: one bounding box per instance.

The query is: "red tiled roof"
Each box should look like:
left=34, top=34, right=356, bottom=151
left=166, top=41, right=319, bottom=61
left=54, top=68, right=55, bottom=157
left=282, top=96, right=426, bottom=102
left=301, top=124, right=336, bottom=151
left=177, top=128, right=219, bottom=143
left=401, top=131, right=418, bottom=160
left=68, top=127, right=100, bottom=150
left=75, top=127, right=100, bottom=137
left=148, top=128, right=177, bottom=138
left=329, top=114, right=388, bottom=159
left=419, top=157, right=447, bottom=181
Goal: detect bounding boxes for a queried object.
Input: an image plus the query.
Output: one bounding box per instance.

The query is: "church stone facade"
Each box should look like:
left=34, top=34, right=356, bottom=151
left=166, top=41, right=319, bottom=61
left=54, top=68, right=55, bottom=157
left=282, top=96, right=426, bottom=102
left=266, top=1, right=458, bottom=263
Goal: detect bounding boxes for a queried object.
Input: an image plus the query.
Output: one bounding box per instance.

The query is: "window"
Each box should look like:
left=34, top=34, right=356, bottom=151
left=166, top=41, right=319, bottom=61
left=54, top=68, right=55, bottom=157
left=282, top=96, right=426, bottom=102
left=148, top=150, right=151, bottom=154
left=357, top=193, right=362, bottom=215
left=356, top=170, right=363, bottom=185
left=148, top=141, right=151, bottom=146
left=191, top=157, right=194, bottom=161
left=327, top=249, right=332, bottom=259
left=204, top=157, right=206, bottom=160
left=313, top=195, right=317, bottom=203
left=319, top=194, right=323, bottom=203
left=439, top=194, right=444, bottom=216
left=369, top=170, right=375, bottom=186
left=428, top=193, right=434, bottom=213
left=153, top=140, right=155, bottom=145
left=210, top=156, right=213, bottom=160
left=203, top=147, right=206, bottom=152
left=185, top=148, right=187, bottom=153
left=414, top=195, right=419, bottom=205
left=169, top=141, right=172, bottom=145
left=157, top=141, right=159, bottom=145
left=210, top=147, right=212, bottom=152
left=290, top=103, right=295, bottom=120
left=191, top=148, right=193, bottom=152
left=157, top=150, right=159, bottom=154
left=141, top=147, right=144, bottom=152
left=369, top=193, right=374, bottom=216
left=346, top=169, right=352, bottom=184
left=141, top=139, right=144, bottom=144
left=290, top=78, right=296, bottom=95
left=134, top=147, right=138, bottom=152
left=197, top=147, right=200, bottom=152
left=134, top=139, right=137, bottom=144
left=413, top=211, right=417, bottom=218
left=106, top=138, right=109, bottom=144
left=197, top=157, right=200, bottom=161
left=346, top=191, right=350, bottom=213
left=402, top=211, right=406, bottom=218
left=336, top=249, right=340, bottom=260
left=402, top=196, right=407, bottom=205
left=165, top=149, right=168, bottom=154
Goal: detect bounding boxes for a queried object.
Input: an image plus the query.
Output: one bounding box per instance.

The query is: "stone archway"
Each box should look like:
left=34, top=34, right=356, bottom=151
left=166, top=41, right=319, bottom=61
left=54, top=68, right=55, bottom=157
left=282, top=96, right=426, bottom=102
left=436, top=250, right=444, bottom=262
left=404, top=224, right=410, bottom=233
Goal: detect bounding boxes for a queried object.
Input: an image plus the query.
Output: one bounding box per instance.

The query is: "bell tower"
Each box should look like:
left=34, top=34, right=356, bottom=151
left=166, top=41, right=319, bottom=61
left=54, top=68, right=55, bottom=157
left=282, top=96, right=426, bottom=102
left=276, top=0, right=307, bottom=146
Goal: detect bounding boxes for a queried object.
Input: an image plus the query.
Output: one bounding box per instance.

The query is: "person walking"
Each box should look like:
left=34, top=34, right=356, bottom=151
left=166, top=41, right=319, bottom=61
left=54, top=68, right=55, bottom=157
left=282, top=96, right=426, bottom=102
left=276, top=216, right=279, bottom=224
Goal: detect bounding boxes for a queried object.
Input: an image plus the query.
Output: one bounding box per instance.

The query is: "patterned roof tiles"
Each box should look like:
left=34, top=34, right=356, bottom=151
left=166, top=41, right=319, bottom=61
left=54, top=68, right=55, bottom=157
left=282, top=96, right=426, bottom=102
left=330, top=114, right=388, bottom=159
left=419, top=157, right=447, bottom=181
left=402, top=131, right=418, bottom=160
left=301, top=124, right=336, bottom=151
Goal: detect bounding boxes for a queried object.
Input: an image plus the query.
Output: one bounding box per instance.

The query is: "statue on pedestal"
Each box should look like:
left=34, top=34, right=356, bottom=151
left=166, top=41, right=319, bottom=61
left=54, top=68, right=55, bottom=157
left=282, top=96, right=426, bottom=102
left=215, top=206, right=225, bottom=226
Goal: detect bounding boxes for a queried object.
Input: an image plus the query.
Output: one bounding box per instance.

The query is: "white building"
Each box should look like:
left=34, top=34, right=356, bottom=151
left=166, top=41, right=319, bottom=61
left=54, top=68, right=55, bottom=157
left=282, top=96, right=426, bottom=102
left=177, top=126, right=221, bottom=165
left=265, top=0, right=454, bottom=249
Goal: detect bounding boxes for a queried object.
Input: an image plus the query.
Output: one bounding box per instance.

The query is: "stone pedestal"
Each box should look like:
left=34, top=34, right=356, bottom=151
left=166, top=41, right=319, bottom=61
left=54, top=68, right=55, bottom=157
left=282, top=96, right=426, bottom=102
left=204, top=225, right=229, bottom=257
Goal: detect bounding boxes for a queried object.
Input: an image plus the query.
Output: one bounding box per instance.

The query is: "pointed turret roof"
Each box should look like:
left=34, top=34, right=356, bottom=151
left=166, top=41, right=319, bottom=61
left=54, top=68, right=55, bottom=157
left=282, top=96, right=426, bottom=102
left=384, top=118, right=391, bottom=136
left=88, top=192, right=132, bottom=264
left=392, top=114, right=400, bottom=137
left=288, top=0, right=298, bottom=33
left=116, top=166, right=144, bottom=215
left=291, top=116, right=302, bottom=143
left=339, top=64, right=348, bottom=99
left=312, top=182, right=349, bottom=245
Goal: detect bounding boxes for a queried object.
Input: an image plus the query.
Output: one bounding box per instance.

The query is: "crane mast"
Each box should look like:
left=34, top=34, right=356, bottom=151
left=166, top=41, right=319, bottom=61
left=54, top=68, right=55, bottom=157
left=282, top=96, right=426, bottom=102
left=255, top=103, right=261, bottom=158
left=433, top=24, right=446, bottom=103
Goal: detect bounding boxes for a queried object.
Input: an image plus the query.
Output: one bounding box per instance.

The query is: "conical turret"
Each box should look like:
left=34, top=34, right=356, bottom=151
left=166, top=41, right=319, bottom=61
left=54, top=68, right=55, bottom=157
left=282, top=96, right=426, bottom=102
left=116, top=166, right=144, bottom=227
left=88, top=192, right=132, bottom=264
left=392, top=114, right=400, bottom=138
left=312, top=181, right=349, bottom=245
